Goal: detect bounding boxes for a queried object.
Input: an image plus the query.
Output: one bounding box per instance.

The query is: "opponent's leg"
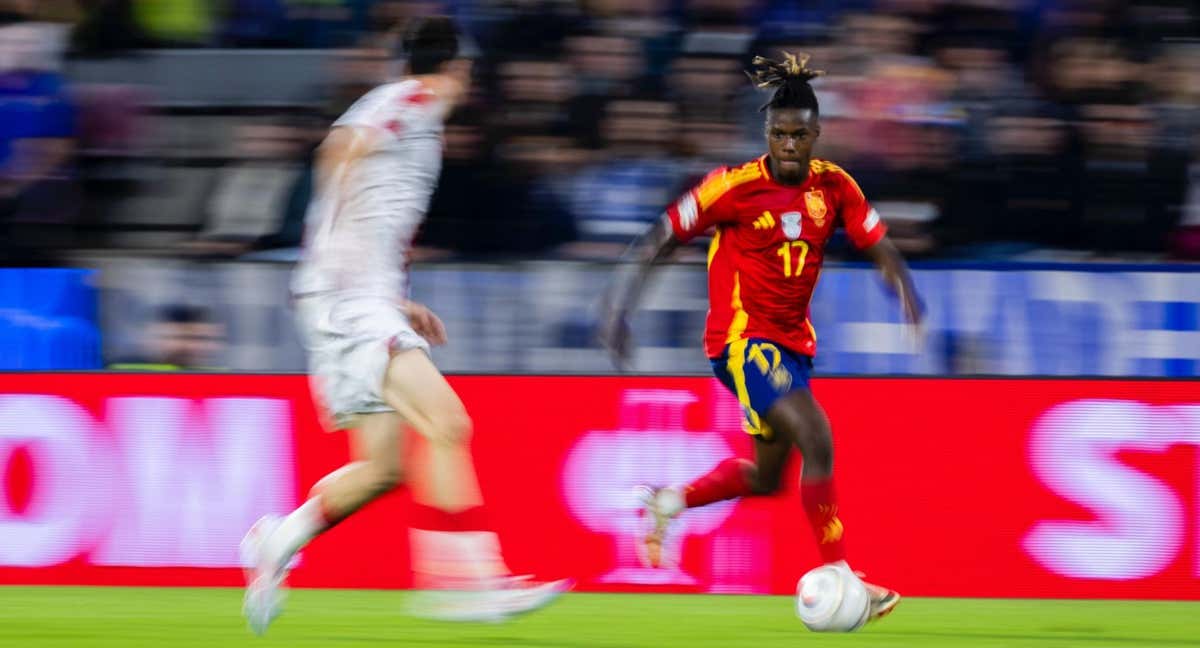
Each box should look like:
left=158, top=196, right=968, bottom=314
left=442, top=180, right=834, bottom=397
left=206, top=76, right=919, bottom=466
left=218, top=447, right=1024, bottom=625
left=765, top=389, right=899, bottom=620
left=242, top=412, right=404, bottom=634
left=273, top=412, right=405, bottom=562
left=381, top=348, right=481, bottom=511
left=381, top=348, right=569, bottom=619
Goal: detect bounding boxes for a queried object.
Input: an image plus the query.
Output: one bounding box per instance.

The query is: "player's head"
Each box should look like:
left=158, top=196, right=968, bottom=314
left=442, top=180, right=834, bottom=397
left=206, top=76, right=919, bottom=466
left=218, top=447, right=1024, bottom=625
left=749, top=51, right=823, bottom=184
left=400, top=15, right=471, bottom=88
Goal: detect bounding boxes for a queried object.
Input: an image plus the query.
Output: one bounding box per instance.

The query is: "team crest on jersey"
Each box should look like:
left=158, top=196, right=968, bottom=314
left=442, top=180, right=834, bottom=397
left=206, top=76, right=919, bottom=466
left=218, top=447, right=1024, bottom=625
left=804, top=191, right=827, bottom=227
left=781, top=211, right=803, bottom=240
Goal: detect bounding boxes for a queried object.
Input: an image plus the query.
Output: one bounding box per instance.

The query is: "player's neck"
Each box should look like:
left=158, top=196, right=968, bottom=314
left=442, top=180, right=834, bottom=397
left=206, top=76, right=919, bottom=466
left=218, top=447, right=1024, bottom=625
left=766, top=156, right=810, bottom=186
left=409, top=73, right=466, bottom=109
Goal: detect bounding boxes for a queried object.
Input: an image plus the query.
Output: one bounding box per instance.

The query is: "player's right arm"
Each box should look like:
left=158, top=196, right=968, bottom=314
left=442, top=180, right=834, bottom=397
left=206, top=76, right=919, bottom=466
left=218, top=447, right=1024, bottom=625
left=599, top=168, right=734, bottom=369
left=314, top=126, right=381, bottom=198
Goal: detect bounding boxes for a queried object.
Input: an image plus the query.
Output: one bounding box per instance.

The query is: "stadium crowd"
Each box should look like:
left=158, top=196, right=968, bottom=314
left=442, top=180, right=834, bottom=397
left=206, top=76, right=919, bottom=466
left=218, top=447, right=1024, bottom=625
left=0, top=0, right=1197, bottom=264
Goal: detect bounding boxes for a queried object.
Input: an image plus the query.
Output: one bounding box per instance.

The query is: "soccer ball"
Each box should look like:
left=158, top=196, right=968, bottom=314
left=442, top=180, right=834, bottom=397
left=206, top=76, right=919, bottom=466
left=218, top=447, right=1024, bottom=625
left=795, top=564, right=871, bottom=632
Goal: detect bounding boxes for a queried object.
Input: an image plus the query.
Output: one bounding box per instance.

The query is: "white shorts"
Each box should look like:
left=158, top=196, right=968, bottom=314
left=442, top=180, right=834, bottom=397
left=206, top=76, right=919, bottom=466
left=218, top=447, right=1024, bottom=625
left=294, top=293, right=429, bottom=428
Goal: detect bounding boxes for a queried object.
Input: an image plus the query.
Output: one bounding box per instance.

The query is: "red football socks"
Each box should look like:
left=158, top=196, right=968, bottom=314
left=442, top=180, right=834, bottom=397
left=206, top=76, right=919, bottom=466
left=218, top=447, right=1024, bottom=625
left=411, top=504, right=490, bottom=532
left=801, top=477, right=847, bottom=564
left=684, top=458, right=754, bottom=508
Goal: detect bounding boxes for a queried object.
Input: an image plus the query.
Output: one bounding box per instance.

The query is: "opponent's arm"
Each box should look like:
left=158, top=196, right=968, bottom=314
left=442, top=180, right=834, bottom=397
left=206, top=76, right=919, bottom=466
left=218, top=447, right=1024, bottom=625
left=598, top=216, right=680, bottom=370
left=314, top=126, right=379, bottom=198
left=862, top=236, right=923, bottom=328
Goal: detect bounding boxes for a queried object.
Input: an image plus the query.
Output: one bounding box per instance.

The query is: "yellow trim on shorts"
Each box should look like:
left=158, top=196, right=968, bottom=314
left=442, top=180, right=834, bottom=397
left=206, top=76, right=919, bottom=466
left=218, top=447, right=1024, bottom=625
left=726, top=338, right=771, bottom=439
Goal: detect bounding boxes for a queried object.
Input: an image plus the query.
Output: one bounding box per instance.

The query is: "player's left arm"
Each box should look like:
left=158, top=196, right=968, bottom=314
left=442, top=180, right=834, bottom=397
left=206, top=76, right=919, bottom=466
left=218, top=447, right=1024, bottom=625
left=862, top=237, right=923, bottom=328
left=597, top=216, right=679, bottom=369
left=400, top=300, right=448, bottom=346
left=837, top=170, right=924, bottom=328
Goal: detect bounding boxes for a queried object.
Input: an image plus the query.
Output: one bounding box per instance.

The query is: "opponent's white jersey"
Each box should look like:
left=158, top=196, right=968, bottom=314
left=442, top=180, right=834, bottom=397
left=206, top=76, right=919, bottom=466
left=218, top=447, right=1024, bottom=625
left=292, top=79, right=447, bottom=298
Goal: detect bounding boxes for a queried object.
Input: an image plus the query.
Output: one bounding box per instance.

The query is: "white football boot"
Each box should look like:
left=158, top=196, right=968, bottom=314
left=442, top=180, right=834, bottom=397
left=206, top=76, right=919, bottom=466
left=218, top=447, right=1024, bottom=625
left=408, top=576, right=572, bottom=623
left=240, top=515, right=287, bottom=635
left=634, top=485, right=684, bottom=568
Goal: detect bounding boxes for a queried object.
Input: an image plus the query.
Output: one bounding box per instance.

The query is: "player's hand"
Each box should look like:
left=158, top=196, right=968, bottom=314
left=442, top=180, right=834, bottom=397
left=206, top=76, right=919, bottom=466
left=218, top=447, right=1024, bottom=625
left=598, top=310, right=633, bottom=372
left=402, top=301, right=448, bottom=346
left=899, top=286, right=926, bottom=350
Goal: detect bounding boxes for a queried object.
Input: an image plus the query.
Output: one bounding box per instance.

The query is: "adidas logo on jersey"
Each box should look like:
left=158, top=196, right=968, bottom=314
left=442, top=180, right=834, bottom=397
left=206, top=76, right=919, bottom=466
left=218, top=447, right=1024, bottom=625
left=753, top=212, right=777, bottom=230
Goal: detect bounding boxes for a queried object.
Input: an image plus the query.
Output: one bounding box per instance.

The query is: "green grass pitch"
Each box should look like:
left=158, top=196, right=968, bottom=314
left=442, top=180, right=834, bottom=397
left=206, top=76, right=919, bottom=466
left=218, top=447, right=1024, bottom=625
left=1, top=587, right=1198, bottom=647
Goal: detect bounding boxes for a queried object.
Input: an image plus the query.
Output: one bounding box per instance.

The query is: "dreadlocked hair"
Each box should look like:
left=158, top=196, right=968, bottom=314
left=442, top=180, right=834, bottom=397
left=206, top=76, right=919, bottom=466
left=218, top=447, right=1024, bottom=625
left=748, top=51, right=824, bottom=113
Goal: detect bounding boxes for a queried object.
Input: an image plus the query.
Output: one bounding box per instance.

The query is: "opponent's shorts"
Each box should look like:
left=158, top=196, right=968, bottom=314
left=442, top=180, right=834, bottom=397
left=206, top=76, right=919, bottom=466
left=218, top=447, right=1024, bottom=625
left=294, top=293, right=429, bottom=429
left=710, top=337, right=813, bottom=440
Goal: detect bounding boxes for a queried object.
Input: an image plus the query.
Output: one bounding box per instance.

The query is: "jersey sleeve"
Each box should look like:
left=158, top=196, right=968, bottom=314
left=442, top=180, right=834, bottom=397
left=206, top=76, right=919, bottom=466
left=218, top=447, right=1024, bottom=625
left=835, top=169, right=887, bottom=249
left=665, top=167, right=738, bottom=243
left=333, top=83, right=442, bottom=138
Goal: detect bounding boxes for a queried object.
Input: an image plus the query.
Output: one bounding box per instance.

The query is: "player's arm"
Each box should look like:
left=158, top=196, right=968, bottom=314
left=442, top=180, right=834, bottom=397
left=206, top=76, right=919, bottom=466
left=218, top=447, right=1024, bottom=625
left=836, top=170, right=924, bottom=329
left=399, top=300, right=448, bottom=346
left=599, top=169, right=733, bottom=369
left=862, top=237, right=923, bottom=328
left=313, top=125, right=380, bottom=197
left=598, top=216, right=680, bottom=369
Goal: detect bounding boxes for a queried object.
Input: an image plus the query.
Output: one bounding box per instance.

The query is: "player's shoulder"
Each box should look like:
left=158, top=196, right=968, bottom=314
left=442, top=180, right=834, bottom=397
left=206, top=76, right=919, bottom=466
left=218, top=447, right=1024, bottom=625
left=694, top=157, right=768, bottom=208
left=343, top=80, right=437, bottom=115
left=808, top=159, right=864, bottom=195
left=809, top=158, right=853, bottom=179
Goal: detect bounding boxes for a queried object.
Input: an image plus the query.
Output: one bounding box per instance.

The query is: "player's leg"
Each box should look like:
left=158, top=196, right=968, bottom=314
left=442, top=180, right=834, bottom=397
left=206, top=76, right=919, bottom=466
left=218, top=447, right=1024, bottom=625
left=637, top=340, right=796, bottom=566
left=763, top=389, right=839, bottom=558
left=764, top=383, right=900, bottom=620
left=381, top=347, right=569, bottom=618
left=242, top=412, right=405, bottom=634
left=273, top=411, right=406, bottom=566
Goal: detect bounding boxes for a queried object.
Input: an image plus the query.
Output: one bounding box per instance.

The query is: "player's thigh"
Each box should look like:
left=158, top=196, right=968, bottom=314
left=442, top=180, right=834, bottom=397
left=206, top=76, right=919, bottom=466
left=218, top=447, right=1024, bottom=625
left=297, top=294, right=422, bottom=429
left=716, top=337, right=812, bottom=442
left=348, top=411, right=406, bottom=473
left=380, top=347, right=470, bottom=438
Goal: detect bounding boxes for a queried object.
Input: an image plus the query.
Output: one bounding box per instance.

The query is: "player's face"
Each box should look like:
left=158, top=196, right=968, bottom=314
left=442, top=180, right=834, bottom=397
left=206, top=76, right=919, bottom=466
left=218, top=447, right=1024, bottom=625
left=765, top=108, right=820, bottom=184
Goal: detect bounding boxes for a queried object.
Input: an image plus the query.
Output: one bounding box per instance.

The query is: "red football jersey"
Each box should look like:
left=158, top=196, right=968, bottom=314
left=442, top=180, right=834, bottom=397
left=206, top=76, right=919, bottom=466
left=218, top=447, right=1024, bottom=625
left=666, top=156, right=886, bottom=359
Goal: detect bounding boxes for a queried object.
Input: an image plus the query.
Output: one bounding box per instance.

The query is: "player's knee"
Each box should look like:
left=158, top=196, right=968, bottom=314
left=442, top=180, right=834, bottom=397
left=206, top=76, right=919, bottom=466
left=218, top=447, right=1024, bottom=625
left=797, top=428, right=833, bottom=477
left=749, top=471, right=783, bottom=495
left=368, top=460, right=403, bottom=495
left=437, top=410, right=473, bottom=444
left=748, top=461, right=783, bottom=495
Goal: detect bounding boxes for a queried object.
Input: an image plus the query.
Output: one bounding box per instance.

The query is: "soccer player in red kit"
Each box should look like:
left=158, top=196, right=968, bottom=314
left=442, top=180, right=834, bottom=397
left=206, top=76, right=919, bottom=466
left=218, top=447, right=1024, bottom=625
left=601, top=53, right=923, bottom=622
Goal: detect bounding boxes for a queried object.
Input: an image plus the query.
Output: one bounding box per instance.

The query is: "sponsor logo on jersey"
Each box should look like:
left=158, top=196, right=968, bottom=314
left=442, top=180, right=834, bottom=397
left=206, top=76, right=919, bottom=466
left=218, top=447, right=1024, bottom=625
left=753, top=211, right=776, bottom=230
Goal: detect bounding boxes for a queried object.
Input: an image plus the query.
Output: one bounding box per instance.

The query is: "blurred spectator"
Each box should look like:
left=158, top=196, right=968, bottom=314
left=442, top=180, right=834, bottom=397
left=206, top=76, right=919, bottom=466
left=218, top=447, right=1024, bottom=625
left=71, top=0, right=148, bottom=55
left=284, top=0, right=365, bottom=48
left=222, top=0, right=291, bottom=47
left=31, top=0, right=1200, bottom=261
left=564, top=30, right=642, bottom=147
left=109, top=303, right=225, bottom=370
left=1077, top=102, right=1171, bottom=254
left=0, top=12, right=78, bottom=262
left=181, top=117, right=320, bottom=257
left=567, top=96, right=684, bottom=255
left=131, top=0, right=214, bottom=47
left=491, top=56, right=578, bottom=140
left=424, top=112, right=579, bottom=257
left=1151, top=43, right=1200, bottom=256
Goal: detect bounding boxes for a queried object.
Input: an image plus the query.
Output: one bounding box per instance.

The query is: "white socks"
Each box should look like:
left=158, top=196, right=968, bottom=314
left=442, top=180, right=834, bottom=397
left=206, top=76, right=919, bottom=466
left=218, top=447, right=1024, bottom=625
left=265, top=497, right=327, bottom=569
left=410, top=529, right=510, bottom=589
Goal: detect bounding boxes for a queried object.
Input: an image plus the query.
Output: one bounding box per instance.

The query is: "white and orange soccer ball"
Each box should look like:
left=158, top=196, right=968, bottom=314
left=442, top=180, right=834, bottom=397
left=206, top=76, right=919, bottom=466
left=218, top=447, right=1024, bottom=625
left=795, top=563, right=871, bottom=632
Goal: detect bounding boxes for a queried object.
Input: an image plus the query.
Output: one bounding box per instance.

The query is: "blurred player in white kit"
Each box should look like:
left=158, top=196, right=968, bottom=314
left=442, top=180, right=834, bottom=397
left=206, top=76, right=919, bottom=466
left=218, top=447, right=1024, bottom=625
left=240, top=16, right=569, bottom=635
